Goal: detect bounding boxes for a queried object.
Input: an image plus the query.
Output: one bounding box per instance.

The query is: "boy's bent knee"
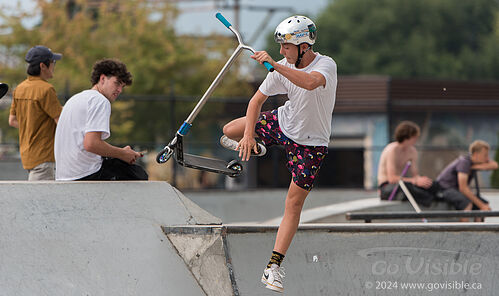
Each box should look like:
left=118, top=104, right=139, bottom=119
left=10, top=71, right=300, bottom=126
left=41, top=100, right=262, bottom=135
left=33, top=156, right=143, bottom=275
left=222, top=118, right=246, bottom=139
left=222, top=123, right=234, bottom=137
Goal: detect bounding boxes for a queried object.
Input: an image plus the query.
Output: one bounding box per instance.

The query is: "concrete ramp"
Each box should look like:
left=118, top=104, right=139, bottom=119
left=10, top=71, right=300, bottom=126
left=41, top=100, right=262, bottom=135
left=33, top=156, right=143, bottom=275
left=165, top=224, right=499, bottom=296
left=2, top=182, right=499, bottom=296
left=0, top=181, right=227, bottom=296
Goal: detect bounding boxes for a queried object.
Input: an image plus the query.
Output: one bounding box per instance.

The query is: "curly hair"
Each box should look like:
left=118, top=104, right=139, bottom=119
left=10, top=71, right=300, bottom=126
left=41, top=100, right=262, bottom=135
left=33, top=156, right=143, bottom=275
left=394, top=121, right=420, bottom=143
left=90, top=58, right=132, bottom=86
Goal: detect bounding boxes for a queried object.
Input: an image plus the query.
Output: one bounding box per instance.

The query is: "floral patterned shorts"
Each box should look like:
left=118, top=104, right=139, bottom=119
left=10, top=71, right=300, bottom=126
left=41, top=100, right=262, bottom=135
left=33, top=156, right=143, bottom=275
left=255, top=110, right=328, bottom=191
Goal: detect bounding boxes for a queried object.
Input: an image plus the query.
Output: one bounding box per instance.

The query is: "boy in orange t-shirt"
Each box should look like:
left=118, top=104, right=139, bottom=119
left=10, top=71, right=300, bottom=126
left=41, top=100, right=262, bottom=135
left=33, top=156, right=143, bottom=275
left=9, top=45, right=62, bottom=180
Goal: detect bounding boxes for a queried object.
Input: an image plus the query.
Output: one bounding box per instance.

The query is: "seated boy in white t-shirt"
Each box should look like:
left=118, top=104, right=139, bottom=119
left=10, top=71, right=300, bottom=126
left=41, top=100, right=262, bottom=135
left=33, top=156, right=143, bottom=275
left=55, top=59, right=147, bottom=181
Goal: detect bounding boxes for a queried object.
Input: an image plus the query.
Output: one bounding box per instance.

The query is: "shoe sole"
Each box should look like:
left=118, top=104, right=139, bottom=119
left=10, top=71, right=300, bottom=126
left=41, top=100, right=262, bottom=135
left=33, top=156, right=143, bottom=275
left=220, top=136, right=266, bottom=157
left=255, top=144, right=266, bottom=157
left=261, top=276, right=283, bottom=293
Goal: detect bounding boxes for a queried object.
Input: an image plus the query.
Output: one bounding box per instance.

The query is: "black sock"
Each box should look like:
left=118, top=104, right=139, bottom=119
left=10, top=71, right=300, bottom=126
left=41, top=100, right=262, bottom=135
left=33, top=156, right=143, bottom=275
left=267, top=250, right=285, bottom=268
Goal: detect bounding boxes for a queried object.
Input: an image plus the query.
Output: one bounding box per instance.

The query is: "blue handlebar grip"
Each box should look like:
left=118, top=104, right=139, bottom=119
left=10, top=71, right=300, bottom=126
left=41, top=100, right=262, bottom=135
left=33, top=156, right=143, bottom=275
left=263, top=61, right=274, bottom=72
left=216, top=13, right=232, bottom=28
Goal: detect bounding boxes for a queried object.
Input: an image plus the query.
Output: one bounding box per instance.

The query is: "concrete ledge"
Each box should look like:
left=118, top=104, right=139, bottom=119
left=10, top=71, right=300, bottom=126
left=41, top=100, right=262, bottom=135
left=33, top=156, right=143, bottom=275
left=164, top=223, right=499, bottom=234
left=347, top=210, right=499, bottom=222
left=0, top=181, right=224, bottom=296
left=164, top=223, right=499, bottom=296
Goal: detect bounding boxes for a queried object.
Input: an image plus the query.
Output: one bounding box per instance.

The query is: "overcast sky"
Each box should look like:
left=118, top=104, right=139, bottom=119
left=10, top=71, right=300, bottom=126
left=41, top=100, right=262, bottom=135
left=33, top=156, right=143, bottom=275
left=0, top=0, right=330, bottom=49
left=176, top=0, right=329, bottom=48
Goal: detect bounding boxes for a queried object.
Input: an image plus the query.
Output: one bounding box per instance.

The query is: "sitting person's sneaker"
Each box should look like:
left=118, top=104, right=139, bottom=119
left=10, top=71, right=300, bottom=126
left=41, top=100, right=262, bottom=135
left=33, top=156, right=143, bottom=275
left=220, top=135, right=266, bottom=157
left=261, top=264, right=285, bottom=293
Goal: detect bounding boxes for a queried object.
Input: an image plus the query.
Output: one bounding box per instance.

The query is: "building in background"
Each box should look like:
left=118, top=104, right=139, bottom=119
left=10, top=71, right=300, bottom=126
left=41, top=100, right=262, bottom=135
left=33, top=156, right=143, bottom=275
left=236, top=76, right=499, bottom=190
left=317, top=76, right=499, bottom=189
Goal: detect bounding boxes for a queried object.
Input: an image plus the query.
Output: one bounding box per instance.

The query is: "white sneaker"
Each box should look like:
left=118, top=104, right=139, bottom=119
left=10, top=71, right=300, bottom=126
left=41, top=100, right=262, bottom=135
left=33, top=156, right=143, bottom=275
left=220, top=135, right=266, bottom=157
left=261, top=264, right=285, bottom=293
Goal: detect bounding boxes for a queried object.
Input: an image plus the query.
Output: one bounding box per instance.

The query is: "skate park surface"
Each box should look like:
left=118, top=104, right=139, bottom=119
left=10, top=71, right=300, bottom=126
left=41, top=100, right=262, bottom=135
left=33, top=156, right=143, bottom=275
left=1, top=181, right=499, bottom=295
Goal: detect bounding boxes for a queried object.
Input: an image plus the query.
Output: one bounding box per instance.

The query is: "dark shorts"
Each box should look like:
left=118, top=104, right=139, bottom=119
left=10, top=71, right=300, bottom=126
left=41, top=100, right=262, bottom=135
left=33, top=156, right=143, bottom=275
left=77, top=158, right=148, bottom=181
left=379, top=181, right=438, bottom=208
left=255, top=110, right=328, bottom=191
left=441, top=188, right=488, bottom=210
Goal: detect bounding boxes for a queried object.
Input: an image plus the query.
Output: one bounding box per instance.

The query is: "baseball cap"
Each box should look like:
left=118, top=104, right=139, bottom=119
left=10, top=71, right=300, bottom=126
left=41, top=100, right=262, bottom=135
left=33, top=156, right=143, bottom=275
left=25, top=45, right=62, bottom=65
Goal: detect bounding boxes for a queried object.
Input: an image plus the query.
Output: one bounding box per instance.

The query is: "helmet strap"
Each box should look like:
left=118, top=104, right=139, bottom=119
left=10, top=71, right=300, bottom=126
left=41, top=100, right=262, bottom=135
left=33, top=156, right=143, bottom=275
left=295, top=44, right=311, bottom=68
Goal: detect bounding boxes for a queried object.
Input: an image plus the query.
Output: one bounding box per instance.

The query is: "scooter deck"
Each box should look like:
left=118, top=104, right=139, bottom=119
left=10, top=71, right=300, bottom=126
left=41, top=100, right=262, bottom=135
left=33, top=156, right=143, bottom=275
left=177, top=153, right=241, bottom=177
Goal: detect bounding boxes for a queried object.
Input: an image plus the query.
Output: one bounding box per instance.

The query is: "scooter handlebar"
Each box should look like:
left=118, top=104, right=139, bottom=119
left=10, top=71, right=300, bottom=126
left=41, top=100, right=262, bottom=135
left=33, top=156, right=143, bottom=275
left=263, top=62, right=274, bottom=72
left=216, top=12, right=231, bottom=28
left=216, top=13, right=274, bottom=72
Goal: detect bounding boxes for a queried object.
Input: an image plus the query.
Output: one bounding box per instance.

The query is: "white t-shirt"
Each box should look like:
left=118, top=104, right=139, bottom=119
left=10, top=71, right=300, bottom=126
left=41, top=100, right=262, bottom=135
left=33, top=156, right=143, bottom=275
left=55, top=90, right=111, bottom=180
left=259, top=53, right=337, bottom=147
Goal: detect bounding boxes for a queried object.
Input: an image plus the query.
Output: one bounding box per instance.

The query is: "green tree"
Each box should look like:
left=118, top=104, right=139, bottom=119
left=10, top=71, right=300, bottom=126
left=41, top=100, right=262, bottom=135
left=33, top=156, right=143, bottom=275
left=310, top=0, right=499, bottom=80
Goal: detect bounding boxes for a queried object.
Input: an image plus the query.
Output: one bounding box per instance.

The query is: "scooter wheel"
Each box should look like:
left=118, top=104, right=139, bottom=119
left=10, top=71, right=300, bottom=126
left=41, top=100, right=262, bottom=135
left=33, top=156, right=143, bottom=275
left=156, top=146, right=173, bottom=163
left=227, top=159, right=243, bottom=176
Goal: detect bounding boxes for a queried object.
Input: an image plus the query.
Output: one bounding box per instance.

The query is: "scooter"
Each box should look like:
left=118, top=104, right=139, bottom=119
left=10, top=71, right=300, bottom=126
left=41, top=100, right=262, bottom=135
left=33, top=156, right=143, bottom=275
left=156, top=13, right=274, bottom=177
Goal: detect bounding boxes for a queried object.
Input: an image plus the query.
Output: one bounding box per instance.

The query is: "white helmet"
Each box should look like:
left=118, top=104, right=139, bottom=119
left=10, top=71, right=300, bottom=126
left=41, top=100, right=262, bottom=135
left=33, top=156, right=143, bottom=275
left=274, top=15, right=317, bottom=46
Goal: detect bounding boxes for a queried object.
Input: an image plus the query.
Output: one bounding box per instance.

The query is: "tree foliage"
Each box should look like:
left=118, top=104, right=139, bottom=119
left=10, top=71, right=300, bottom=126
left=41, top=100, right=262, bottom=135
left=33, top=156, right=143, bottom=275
left=0, top=0, right=254, bottom=145
left=308, top=0, right=499, bottom=80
